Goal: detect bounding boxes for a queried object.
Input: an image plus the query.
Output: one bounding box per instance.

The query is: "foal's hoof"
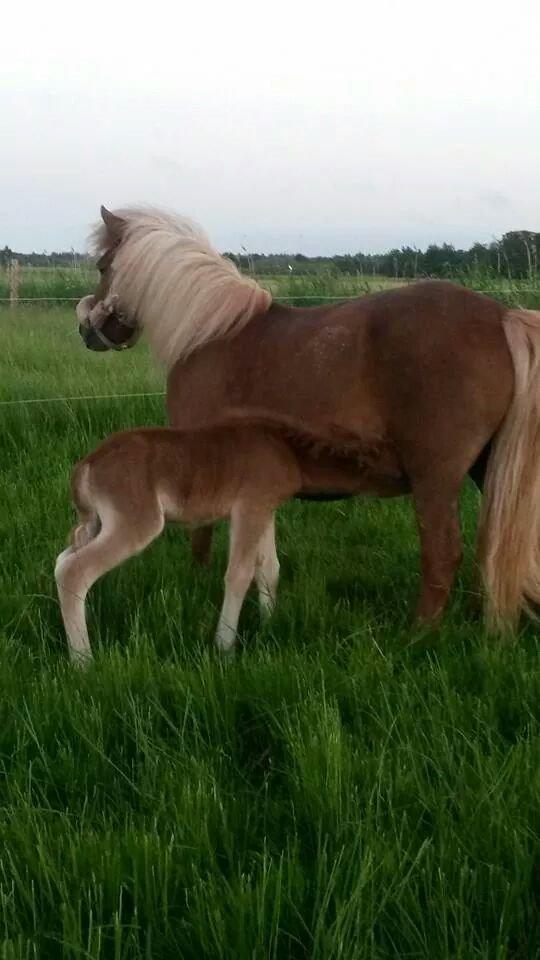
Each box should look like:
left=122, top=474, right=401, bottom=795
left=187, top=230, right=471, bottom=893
left=70, top=650, right=94, bottom=670
left=216, top=641, right=236, bottom=656
left=214, top=630, right=237, bottom=659
left=215, top=646, right=236, bottom=668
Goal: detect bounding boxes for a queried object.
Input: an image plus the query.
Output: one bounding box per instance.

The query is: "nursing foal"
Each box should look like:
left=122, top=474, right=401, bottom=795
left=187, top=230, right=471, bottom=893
left=55, top=414, right=386, bottom=665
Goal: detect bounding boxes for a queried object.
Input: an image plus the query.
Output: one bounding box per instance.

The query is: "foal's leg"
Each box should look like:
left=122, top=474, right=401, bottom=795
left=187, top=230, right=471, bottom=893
left=255, top=514, right=279, bottom=617
left=55, top=510, right=164, bottom=666
left=215, top=507, right=273, bottom=653
left=412, top=482, right=462, bottom=626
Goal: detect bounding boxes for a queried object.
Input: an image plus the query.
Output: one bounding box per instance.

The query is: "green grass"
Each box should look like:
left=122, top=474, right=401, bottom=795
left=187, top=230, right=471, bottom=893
left=3, top=263, right=540, bottom=308
left=0, top=307, right=538, bottom=959
left=0, top=265, right=401, bottom=305
left=0, top=266, right=98, bottom=302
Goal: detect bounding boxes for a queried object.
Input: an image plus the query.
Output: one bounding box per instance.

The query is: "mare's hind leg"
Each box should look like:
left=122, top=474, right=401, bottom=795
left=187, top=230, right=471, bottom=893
left=255, top=514, right=279, bottom=617
left=55, top=509, right=164, bottom=666
left=215, top=507, right=274, bottom=653
left=412, top=481, right=462, bottom=625
left=190, top=525, right=213, bottom=567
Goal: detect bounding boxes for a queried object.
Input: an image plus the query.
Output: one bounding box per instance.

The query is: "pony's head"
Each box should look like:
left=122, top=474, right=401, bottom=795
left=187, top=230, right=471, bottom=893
left=77, top=207, right=140, bottom=352
left=76, top=204, right=272, bottom=367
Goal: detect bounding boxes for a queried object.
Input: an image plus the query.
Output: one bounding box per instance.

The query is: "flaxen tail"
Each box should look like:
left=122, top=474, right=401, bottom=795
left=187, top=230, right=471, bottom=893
left=478, top=308, right=540, bottom=630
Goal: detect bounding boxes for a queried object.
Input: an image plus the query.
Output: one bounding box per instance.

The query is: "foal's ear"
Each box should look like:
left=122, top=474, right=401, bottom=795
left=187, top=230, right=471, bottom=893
left=100, top=206, right=126, bottom=241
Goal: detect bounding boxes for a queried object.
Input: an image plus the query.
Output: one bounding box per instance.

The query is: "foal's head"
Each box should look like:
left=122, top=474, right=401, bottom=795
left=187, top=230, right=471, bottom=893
left=76, top=207, right=140, bottom=352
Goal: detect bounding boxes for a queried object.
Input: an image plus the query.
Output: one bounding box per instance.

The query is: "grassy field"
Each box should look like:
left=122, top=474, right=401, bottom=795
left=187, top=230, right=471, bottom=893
left=3, top=262, right=540, bottom=308
left=0, top=305, right=538, bottom=959
left=0, top=265, right=403, bottom=305
left=0, top=265, right=98, bottom=303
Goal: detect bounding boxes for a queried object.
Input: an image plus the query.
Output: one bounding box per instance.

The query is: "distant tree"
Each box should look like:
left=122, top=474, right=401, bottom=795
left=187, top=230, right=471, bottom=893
left=500, top=231, right=540, bottom=279
left=0, top=246, right=13, bottom=267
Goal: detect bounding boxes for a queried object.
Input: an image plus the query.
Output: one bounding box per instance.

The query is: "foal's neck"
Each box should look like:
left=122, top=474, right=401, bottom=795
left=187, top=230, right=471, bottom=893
left=295, top=444, right=407, bottom=498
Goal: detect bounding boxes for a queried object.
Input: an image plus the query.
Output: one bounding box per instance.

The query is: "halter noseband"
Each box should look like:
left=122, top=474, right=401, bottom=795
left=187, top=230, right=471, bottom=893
left=91, top=316, right=140, bottom=351
left=77, top=294, right=140, bottom=351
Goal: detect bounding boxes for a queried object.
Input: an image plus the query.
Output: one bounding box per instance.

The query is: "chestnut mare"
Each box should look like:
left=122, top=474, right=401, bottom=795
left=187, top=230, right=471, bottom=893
left=76, top=206, right=540, bottom=631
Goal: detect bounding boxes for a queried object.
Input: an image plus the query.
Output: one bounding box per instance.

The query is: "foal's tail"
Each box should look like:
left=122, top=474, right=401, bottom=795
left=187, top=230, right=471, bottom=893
left=478, top=308, right=540, bottom=630
left=69, top=461, right=100, bottom=548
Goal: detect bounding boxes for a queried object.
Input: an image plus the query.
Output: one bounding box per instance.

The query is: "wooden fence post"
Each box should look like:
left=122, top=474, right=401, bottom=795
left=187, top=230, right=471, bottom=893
left=9, top=258, right=20, bottom=308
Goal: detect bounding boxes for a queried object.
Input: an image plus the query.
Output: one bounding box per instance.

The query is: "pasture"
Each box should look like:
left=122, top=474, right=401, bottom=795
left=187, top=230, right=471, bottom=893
left=0, top=304, right=538, bottom=959
left=3, top=261, right=540, bottom=308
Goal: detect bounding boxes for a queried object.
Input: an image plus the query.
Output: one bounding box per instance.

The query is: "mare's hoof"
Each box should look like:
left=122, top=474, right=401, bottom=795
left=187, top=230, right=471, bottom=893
left=407, top=623, right=440, bottom=652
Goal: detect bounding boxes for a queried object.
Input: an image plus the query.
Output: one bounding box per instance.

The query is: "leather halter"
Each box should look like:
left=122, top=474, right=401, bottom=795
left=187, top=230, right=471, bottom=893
left=91, top=317, right=140, bottom=351
left=77, top=293, right=140, bottom=351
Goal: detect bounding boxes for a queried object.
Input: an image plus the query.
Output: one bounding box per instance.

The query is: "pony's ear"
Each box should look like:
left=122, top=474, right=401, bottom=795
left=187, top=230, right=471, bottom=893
left=100, top=206, right=126, bottom=241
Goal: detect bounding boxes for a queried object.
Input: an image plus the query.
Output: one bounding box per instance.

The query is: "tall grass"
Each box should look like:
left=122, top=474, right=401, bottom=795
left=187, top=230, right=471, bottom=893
left=0, top=307, right=538, bottom=959
left=0, top=265, right=98, bottom=302
left=3, top=263, right=540, bottom=308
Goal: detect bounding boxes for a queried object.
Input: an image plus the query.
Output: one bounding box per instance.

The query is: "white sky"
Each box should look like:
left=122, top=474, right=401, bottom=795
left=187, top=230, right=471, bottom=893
left=1, top=0, right=539, bottom=255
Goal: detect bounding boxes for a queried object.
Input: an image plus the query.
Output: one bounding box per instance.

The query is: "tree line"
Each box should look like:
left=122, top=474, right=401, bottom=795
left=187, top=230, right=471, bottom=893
left=226, top=231, right=540, bottom=280
left=0, top=246, right=89, bottom=268
left=2, top=230, right=539, bottom=279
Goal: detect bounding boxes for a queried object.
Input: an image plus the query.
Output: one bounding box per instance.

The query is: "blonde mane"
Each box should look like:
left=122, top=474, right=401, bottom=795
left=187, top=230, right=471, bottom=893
left=91, top=207, right=272, bottom=369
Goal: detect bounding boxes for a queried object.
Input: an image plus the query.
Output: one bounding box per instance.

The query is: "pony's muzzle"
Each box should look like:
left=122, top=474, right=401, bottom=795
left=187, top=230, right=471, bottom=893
left=79, top=323, right=110, bottom=351
left=76, top=295, right=96, bottom=324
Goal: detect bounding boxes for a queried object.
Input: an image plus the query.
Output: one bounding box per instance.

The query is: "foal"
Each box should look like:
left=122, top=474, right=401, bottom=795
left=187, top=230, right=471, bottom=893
left=55, top=415, right=381, bottom=664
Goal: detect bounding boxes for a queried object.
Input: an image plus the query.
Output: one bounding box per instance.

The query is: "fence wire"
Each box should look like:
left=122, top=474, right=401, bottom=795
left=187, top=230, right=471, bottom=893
left=0, top=391, right=165, bottom=408
left=2, top=284, right=540, bottom=409
left=2, top=288, right=540, bottom=306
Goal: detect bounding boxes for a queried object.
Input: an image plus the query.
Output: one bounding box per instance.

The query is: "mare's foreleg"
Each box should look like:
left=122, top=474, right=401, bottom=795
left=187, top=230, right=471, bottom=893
left=190, top=525, right=214, bottom=567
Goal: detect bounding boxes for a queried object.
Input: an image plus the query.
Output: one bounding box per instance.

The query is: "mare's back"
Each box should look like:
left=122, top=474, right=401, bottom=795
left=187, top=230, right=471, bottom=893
left=166, top=281, right=511, bottom=430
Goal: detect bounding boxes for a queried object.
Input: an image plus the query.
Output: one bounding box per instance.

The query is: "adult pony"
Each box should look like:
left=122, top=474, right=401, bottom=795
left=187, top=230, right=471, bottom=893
left=76, top=206, right=540, bottom=631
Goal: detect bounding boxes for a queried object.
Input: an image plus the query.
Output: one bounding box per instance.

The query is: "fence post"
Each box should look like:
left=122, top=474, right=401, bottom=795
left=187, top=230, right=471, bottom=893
left=9, top=258, right=20, bottom=308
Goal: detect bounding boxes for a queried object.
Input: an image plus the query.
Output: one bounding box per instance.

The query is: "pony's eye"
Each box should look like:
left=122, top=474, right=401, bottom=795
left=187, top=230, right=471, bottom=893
left=96, top=254, right=110, bottom=274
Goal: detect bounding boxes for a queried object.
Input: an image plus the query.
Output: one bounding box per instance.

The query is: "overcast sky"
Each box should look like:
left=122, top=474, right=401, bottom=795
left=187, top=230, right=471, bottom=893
left=1, top=0, right=539, bottom=255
